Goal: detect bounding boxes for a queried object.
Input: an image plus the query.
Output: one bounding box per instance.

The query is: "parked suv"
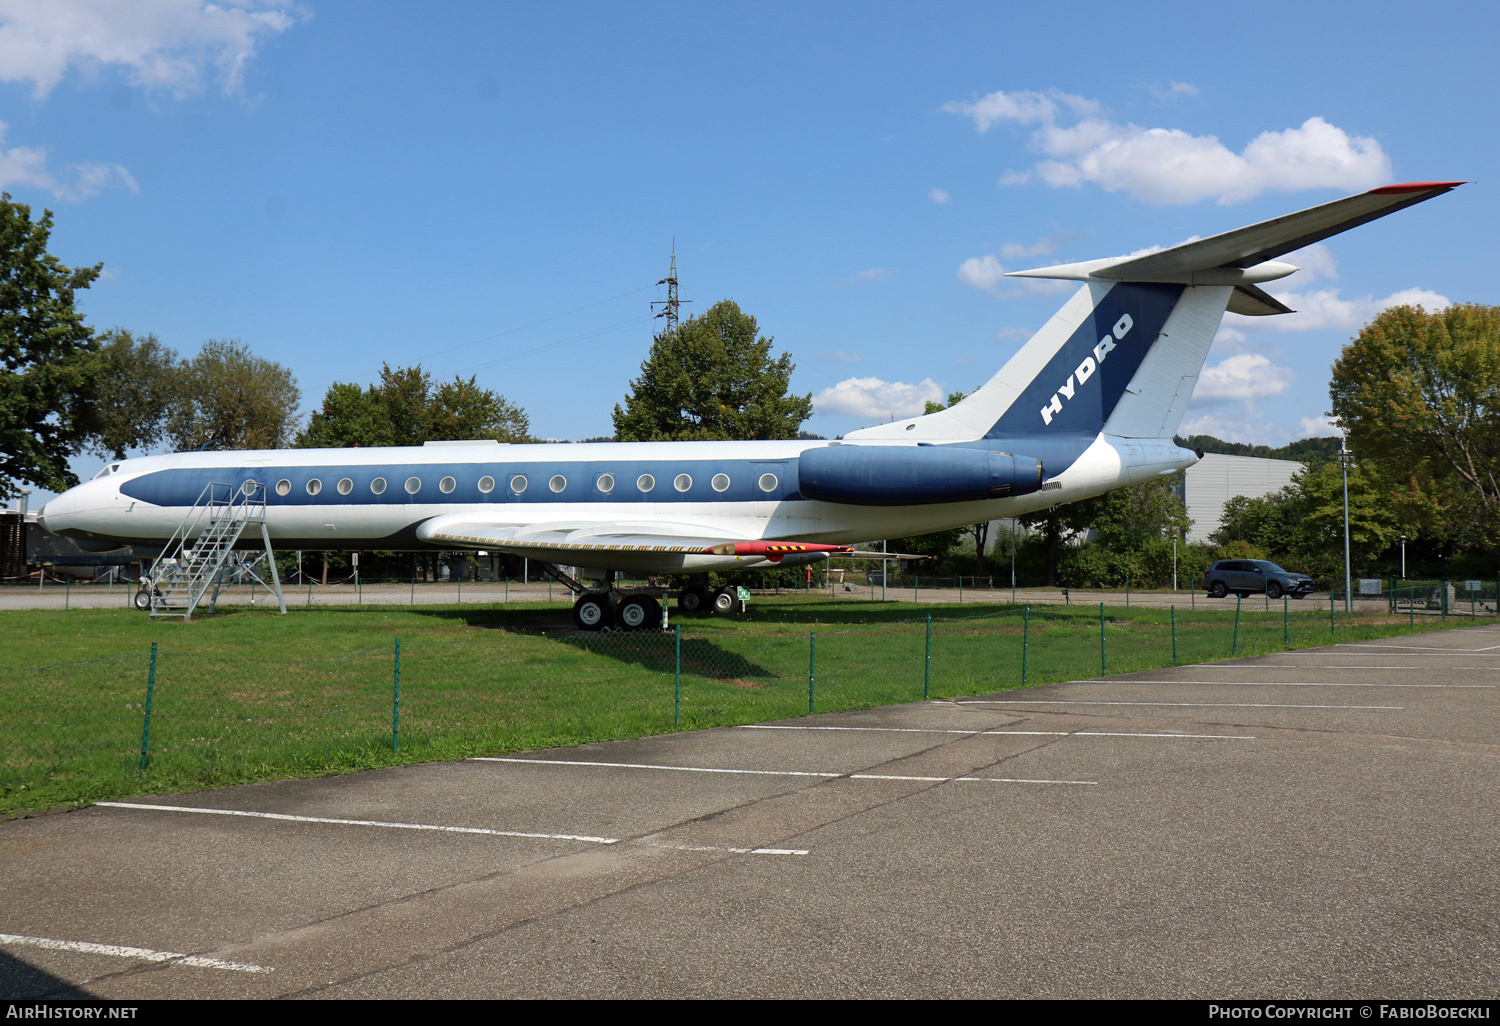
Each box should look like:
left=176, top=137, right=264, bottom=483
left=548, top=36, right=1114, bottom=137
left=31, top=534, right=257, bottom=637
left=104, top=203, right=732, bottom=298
left=1203, top=559, right=1315, bottom=600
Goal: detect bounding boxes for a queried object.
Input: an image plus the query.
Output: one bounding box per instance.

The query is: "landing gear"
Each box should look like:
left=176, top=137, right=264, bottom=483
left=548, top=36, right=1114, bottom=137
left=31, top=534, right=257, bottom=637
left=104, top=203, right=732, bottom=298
left=710, top=587, right=741, bottom=615
left=618, top=595, right=661, bottom=631
left=572, top=592, right=663, bottom=632
left=677, top=585, right=709, bottom=612
left=133, top=589, right=153, bottom=611
left=572, top=592, right=611, bottom=630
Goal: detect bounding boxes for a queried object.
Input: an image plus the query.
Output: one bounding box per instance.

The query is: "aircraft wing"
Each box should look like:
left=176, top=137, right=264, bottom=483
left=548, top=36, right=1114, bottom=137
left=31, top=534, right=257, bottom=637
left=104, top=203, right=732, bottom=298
left=415, top=513, right=849, bottom=561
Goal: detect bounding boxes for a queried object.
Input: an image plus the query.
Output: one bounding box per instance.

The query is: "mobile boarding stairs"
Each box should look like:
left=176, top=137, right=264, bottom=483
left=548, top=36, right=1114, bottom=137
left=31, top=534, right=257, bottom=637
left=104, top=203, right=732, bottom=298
left=138, top=481, right=287, bottom=620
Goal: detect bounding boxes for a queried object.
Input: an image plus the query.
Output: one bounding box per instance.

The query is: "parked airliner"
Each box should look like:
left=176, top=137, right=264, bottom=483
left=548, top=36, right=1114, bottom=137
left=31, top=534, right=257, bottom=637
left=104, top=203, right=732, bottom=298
left=39, top=181, right=1462, bottom=628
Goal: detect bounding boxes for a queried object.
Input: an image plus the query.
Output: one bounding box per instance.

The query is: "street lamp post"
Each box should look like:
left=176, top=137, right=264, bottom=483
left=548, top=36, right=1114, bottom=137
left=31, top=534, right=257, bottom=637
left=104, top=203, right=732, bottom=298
left=1400, top=534, right=1407, bottom=579
left=1341, top=434, right=1353, bottom=613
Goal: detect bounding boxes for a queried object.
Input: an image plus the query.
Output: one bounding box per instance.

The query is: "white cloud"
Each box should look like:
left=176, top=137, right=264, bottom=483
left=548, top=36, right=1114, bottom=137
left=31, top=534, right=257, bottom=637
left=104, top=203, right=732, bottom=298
left=0, top=0, right=303, bottom=98
left=929, top=187, right=950, bottom=204
left=0, top=121, right=137, bottom=200
left=814, top=376, right=944, bottom=420
left=943, top=88, right=1101, bottom=133
left=957, top=254, right=1006, bottom=292
left=852, top=266, right=894, bottom=281
left=818, top=350, right=861, bottom=363
left=956, top=253, right=1072, bottom=297
left=946, top=87, right=1391, bottom=205
left=1298, top=414, right=1342, bottom=437
left=995, top=326, right=1031, bottom=342
left=1242, top=285, right=1451, bottom=333
left=1148, top=81, right=1199, bottom=101
left=1193, top=354, right=1295, bottom=401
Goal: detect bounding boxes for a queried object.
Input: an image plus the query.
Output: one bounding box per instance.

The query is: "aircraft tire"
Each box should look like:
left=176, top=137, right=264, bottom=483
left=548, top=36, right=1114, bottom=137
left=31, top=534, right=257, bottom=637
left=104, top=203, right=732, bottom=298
left=678, top=586, right=708, bottom=612
left=572, top=593, right=613, bottom=631
left=619, top=596, right=659, bottom=631
left=133, top=589, right=152, bottom=611
left=710, top=588, right=737, bottom=615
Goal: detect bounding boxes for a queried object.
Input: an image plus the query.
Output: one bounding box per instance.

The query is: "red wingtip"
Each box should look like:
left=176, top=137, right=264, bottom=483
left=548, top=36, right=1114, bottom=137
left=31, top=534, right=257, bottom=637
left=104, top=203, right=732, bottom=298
left=1368, top=181, right=1467, bottom=194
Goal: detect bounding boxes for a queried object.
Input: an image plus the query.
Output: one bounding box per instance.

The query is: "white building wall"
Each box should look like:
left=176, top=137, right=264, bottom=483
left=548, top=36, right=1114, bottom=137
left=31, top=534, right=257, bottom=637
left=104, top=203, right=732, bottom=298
left=1183, top=454, right=1301, bottom=544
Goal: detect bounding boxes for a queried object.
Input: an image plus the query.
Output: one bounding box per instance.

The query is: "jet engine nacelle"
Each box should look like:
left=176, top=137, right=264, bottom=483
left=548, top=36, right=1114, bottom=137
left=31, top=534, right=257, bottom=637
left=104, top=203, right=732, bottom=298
left=797, top=445, right=1044, bottom=506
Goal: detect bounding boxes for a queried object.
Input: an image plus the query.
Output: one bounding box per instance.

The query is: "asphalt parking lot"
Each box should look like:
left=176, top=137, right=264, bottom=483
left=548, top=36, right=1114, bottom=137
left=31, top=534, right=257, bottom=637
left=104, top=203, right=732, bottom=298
left=3, top=625, right=1497, bottom=999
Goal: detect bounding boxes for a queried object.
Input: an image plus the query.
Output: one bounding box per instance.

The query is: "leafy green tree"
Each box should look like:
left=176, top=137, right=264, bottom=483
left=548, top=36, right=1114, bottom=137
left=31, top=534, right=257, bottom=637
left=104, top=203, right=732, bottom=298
left=299, top=363, right=530, bottom=448
left=85, top=328, right=183, bottom=460
left=613, top=300, right=811, bottom=441
left=166, top=339, right=301, bottom=451
left=0, top=194, right=101, bottom=498
left=1330, top=303, right=1500, bottom=557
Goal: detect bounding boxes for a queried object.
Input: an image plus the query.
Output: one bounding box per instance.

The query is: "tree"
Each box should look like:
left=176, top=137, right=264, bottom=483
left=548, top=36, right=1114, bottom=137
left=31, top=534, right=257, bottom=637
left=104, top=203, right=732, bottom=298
left=613, top=300, right=812, bottom=441
left=85, top=328, right=183, bottom=460
left=298, top=363, right=530, bottom=448
left=0, top=194, right=101, bottom=498
left=1330, top=303, right=1500, bottom=557
left=166, top=339, right=301, bottom=451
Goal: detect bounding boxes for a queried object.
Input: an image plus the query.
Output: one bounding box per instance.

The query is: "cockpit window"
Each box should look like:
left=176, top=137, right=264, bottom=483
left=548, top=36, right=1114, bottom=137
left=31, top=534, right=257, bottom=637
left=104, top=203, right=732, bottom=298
left=92, top=463, right=121, bottom=480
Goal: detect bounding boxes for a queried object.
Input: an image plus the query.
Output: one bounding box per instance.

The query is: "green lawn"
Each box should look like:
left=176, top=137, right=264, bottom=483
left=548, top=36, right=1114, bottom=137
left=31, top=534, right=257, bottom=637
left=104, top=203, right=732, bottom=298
left=0, top=596, right=1473, bottom=816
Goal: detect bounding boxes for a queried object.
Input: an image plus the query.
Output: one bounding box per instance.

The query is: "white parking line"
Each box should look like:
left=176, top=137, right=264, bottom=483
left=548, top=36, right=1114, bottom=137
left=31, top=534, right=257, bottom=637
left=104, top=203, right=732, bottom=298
left=1347, top=643, right=1500, bottom=653
left=1070, top=679, right=1489, bottom=688
left=739, top=724, right=1251, bottom=739
left=0, top=932, right=272, bottom=973
left=474, top=757, right=1099, bottom=785
left=97, top=802, right=807, bottom=856
left=958, top=700, right=1401, bottom=710
left=472, top=757, right=837, bottom=778
left=1184, top=664, right=1430, bottom=669
left=99, top=802, right=620, bottom=843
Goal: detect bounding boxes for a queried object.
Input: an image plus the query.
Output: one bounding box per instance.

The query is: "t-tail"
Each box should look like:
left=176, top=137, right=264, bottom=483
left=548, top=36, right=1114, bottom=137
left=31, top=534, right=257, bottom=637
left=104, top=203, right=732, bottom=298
left=805, top=181, right=1463, bottom=513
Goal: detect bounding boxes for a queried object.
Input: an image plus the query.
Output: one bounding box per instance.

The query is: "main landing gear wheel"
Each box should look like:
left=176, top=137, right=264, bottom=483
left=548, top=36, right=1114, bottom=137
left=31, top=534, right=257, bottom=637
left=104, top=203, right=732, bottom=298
left=572, top=592, right=613, bottom=631
left=678, top=585, right=709, bottom=612
left=1209, top=581, right=1228, bottom=599
left=618, top=596, right=661, bottom=631
left=710, top=587, right=739, bottom=615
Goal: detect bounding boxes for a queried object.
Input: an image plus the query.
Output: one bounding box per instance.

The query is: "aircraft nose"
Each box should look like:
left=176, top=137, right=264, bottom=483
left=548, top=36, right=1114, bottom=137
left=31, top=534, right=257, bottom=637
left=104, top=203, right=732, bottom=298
left=37, top=480, right=111, bottom=534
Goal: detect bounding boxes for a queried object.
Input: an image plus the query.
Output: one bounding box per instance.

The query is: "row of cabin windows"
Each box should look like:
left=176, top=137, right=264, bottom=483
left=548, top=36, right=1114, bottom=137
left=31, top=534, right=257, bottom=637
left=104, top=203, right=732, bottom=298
left=272, top=471, right=780, bottom=498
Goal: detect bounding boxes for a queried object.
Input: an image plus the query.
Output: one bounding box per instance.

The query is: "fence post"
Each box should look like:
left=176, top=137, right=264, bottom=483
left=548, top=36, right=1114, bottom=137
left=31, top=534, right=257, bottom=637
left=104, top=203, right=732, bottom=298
left=1171, top=606, right=1177, bottom=665
left=410, top=574, right=415, bottom=606
left=1283, top=596, right=1289, bottom=647
left=1125, top=572, right=1130, bottom=607
left=1021, top=605, right=1029, bottom=685
left=1232, top=593, right=1242, bottom=656
left=138, top=642, right=157, bottom=773
left=914, top=576, right=919, bottom=604
left=392, top=638, right=401, bottom=754
left=958, top=577, right=963, bottom=603
left=674, top=625, right=681, bottom=727
left=1441, top=580, right=1447, bottom=621
left=1099, top=602, right=1106, bottom=676
left=1330, top=595, right=1336, bottom=636
left=307, top=578, right=313, bottom=607
left=808, top=632, right=816, bottom=713
left=65, top=578, right=70, bottom=610
left=924, top=615, right=931, bottom=700
left=1410, top=585, right=1414, bottom=626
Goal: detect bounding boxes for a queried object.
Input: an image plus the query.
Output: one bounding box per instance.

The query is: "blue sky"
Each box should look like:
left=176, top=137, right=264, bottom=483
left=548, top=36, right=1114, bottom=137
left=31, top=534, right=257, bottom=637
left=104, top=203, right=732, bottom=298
left=4, top=0, right=1494, bottom=499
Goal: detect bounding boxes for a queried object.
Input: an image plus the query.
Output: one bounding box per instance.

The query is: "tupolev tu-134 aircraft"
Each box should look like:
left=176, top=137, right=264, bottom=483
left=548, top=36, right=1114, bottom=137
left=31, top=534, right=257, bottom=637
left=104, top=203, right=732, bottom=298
left=40, top=181, right=1461, bottom=628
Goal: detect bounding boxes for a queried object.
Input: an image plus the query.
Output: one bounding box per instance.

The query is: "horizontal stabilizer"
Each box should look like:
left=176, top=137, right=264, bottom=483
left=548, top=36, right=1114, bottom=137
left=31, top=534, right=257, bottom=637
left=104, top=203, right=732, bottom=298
left=1008, top=181, right=1464, bottom=287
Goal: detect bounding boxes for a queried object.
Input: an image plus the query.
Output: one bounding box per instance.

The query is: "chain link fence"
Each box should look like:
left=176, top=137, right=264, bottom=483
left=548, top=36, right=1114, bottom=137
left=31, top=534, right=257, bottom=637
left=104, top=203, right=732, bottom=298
left=0, top=599, right=1476, bottom=815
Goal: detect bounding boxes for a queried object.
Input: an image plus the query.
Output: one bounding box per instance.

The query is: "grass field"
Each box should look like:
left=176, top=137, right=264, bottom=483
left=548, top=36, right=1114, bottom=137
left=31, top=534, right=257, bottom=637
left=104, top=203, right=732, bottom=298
left=0, top=595, right=1471, bottom=817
